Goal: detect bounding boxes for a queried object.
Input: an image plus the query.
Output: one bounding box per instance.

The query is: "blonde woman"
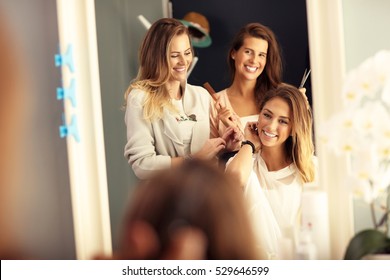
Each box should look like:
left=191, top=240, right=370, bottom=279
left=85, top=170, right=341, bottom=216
left=124, top=18, right=235, bottom=179
left=226, top=83, right=316, bottom=259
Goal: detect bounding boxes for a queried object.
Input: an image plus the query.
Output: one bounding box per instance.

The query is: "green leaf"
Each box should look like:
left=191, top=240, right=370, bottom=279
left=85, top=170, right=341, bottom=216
left=344, top=229, right=390, bottom=259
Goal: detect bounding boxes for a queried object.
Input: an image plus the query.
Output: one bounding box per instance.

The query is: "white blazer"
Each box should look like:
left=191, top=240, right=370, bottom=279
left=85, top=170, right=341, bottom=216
left=124, top=82, right=211, bottom=179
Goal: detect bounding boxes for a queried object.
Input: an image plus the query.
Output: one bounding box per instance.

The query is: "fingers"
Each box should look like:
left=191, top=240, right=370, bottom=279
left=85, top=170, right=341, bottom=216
left=218, top=108, right=241, bottom=129
left=233, top=126, right=244, bottom=141
left=221, top=126, right=242, bottom=142
left=245, top=122, right=258, bottom=133
left=197, top=137, right=226, bottom=159
left=217, top=106, right=230, bottom=115
left=214, top=93, right=220, bottom=102
left=213, top=137, right=226, bottom=147
left=250, top=122, right=258, bottom=134
left=215, top=143, right=227, bottom=155
left=221, top=126, right=243, bottom=152
left=214, top=97, right=222, bottom=110
left=221, top=126, right=233, bottom=140
left=206, top=138, right=226, bottom=159
left=244, top=122, right=260, bottom=142
left=298, top=87, right=310, bottom=109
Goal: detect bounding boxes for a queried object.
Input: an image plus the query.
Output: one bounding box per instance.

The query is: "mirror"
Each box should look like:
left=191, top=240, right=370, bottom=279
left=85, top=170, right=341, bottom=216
left=0, top=0, right=324, bottom=259
left=95, top=0, right=390, bottom=259
left=94, top=0, right=311, bottom=252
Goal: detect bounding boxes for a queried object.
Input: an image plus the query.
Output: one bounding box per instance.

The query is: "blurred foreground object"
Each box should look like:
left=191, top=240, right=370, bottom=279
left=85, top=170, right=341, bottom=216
left=114, top=159, right=259, bottom=260
left=0, top=11, right=29, bottom=259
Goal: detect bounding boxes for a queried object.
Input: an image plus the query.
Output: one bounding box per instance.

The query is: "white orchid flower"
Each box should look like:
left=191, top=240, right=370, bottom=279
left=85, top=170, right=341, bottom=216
left=381, top=79, right=390, bottom=106
left=319, top=110, right=360, bottom=156
left=342, top=69, right=364, bottom=108
left=373, top=50, right=390, bottom=86
left=321, top=50, right=390, bottom=233
left=355, top=101, right=388, bottom=137
left=357, top=57, right=382, bottom=99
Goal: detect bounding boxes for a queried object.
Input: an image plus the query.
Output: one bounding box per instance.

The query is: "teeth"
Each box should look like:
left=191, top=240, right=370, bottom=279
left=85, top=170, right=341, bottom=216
left=174, top=67, right=186, bottom=72
left=245, top=65, right=258, bottom=72
left=263, top=130, right=276, bottom=137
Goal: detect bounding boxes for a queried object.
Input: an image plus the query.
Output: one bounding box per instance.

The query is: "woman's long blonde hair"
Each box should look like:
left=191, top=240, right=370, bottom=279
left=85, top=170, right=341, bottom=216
left=124, top=18, right=192, bottom=121
left=260, top=84, right=315, bottom=183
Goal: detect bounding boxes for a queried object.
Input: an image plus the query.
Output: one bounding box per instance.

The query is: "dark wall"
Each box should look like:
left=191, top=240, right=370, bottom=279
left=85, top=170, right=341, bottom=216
left=171, top=0, right=311, bottom=104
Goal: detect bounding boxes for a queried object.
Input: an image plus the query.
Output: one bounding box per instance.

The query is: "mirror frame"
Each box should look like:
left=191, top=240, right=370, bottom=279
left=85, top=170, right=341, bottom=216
left=306, top=0, right=354, bottom=259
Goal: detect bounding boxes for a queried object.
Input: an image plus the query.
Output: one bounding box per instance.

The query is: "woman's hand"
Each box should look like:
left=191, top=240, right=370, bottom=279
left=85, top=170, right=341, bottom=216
left=221, top=126, right=244, bottom=152
left=225, top=124, right=257, bottom=189
left=299, top=87, right=310, bottom=109
left=244, top=121, right=261, bottom=152
left=214, top=97, right=240, bottom=129
left=193, top=137, right=226, bottom=160
left=217, top=106, right=240, bottom=128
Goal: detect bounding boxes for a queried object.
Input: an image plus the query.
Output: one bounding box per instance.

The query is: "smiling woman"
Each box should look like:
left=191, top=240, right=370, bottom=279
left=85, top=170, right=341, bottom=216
left=210, top=22, right=283, bottom=165
left=225, top=83, right=316, bottom=259
left=123, top=17, right=233, bottom=180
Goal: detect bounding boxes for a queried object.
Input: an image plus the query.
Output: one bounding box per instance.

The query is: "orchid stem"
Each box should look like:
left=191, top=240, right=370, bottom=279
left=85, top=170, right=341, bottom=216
left=369, top=180, right=378, bottom=229
left=370, top=201, right=378, bottom=229
left=386, top=184, right=390, bottom=236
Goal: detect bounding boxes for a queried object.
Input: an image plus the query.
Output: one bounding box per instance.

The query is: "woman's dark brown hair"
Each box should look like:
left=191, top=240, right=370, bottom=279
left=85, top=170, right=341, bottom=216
left=118, top=160, right=257, bottom=259
left=228, top=22, right=283, bottom=107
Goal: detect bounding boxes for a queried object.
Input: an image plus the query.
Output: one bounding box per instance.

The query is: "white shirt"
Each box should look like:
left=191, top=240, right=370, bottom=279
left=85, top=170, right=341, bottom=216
left=171, top=98, right=196, bottom=155
left=124, top=83, right=211, bottom=180
left=226, top=153, right=305, bottom=259
left=240, top=115, right=258, bottom=128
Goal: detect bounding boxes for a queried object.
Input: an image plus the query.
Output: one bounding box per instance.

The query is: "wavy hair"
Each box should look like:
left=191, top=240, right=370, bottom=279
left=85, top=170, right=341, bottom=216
left=124, top=18, right=192, bottom=121
left=227, top=22, right=283, bottom=107
left=260, top=84, right=315, bottom=183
